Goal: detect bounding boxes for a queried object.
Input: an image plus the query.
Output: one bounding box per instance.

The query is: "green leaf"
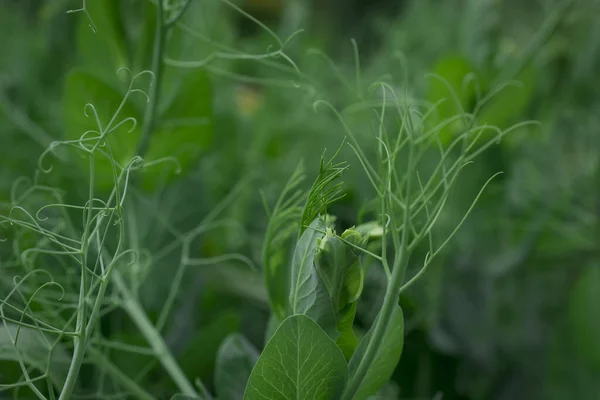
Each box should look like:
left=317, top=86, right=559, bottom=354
left=76, top=0, right=128, bottom=81
left=289, top=217, right=337, bottom=337
left=426, top=55, right=477, bottom=145
left=244, top=314, right=348, bottom=400
left=349, top=305, right=404, bottom=400
left=141, top=68, right=214, bottom=190
left=569, top=263, right=600, bottom=369
left=64, top=70, right=141, bottom=191
left=316, top=228, right=365, bottom=311
left=215, top=334, right=260, bottom=400
left=336, top=302, right=359, bottom=360
left=129, top=2, right=156, bottom=74
left=63, top=67, right=213, bottom=191
left=478, top=65, right=537, bottom=132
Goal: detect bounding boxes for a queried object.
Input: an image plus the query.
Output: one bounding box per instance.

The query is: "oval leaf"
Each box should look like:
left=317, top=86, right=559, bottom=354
left=141, top=68, right=213, bottom=190
left=426, top=55, right=477, bottom=145
left=349, top=305, right=404, bottom=400
left=289, top=217, right=337, bottom=336
left=244, top=314, right=348, bottom=400
left=478, top=65, right=537, bottom=132
left=76, top=0, right=128, bottom=81
left=316, top=228, right=365, bottom=311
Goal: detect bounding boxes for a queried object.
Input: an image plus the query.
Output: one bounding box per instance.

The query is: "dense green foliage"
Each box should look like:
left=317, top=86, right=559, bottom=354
left=0, top=0, right=599, bottom=399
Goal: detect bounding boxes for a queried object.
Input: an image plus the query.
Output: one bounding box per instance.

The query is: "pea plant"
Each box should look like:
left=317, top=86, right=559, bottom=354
left=238, top=75, right=531, bottom=399
left=0, top=1, right=531, bottom=399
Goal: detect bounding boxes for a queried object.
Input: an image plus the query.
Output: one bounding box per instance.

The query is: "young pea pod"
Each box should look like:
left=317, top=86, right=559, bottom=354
left=316, top=227, right=366, bottom=311
left=287, top=218, right=368, bottom=358
left=288, top=217, right=337, bottom=338
left=316, top=227, right=367, bottom=359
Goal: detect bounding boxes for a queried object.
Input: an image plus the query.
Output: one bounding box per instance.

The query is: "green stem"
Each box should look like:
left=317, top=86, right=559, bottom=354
left=596, top=140, right=600, bottom=259
left=137, top=0, right=166, bottom=158
left=88, top=347, right=156, bottom=400
left=342, top=141, right=414, bottom=400
left=59, top=155, right=96, bottom=400
left=112, top=270, right=198, bottom=396
left=59, top=286, right=87, bottom=400
left=114, top=1, right=196, bottom=396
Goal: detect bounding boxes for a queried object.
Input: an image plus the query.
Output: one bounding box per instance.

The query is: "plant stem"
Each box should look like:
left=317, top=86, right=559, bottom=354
left=114, top=1, right=196, bottom=396
left=59, top=282, right=87, bottom=400
left=137, top=0, right=166, bottom=158
left=112, top=270, right=198, bottom=396
left=88, top=347, right=156, bottom=400
left=59, top=155, right=96, bottom=400
left=342, top=141, right=414, bottom=400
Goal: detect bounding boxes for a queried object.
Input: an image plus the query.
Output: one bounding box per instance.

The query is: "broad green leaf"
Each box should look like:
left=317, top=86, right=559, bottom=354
left=64, top=68, right=213, bottom=191
left=478, top=65, right=537, bottom=133
left=215, top=334, right=260, bottom=400
left=76, top=0, right=128, bottom=81
left=70, top=0, right=213, bottom=191
left=349, top=305, right=404, bottom=400
left=127, top=2, right=155, bottom=74
left=166, top=0, right=237, bottom=69
left=141, top=68, right=214, bottom=189
left=64, top=70, right=141, bottom=191
left=316, top=228, right=365, bottom=311
left=0, top=323, right=70, bottom=389
left=289, top=217, right=337, bottom=336
left=336, top=302, right=359, bottom=360
left=426, top=55, right=477, bottom=145
left=569, top=263, right=600, bottom=369
left=244, top=314, right=348, bottom=400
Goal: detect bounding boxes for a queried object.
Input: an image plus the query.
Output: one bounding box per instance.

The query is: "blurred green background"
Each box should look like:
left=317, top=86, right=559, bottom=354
left=1, top=0, right=599, bottom=399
